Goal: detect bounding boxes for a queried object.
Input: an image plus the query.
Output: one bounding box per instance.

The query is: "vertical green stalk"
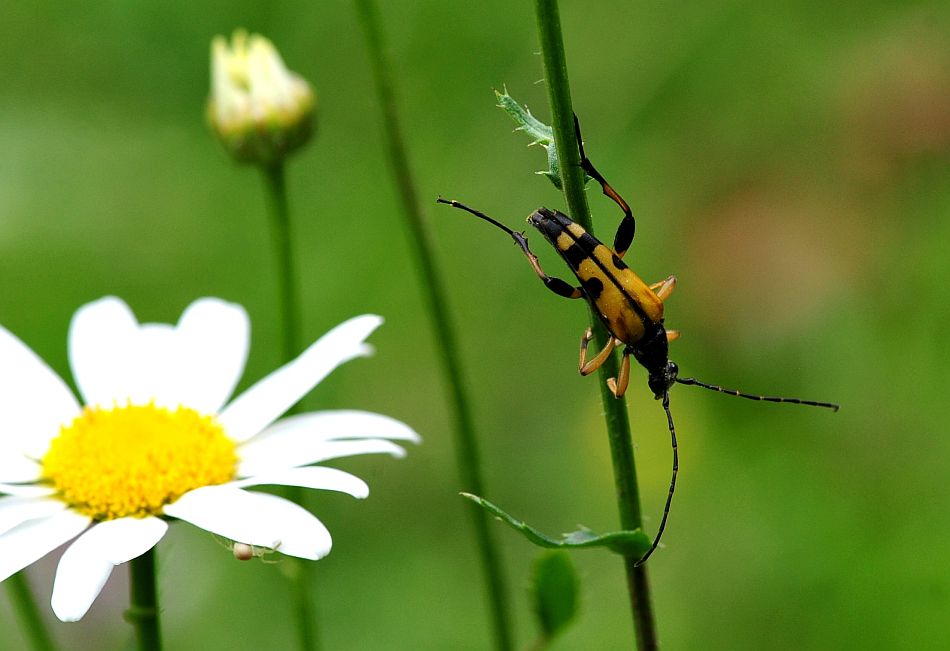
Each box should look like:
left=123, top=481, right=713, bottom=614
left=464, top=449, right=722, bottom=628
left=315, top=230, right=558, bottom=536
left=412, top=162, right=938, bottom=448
left=533, top=0, right=659, bottom=648
left=128, top=548, right=161, bottom=651
left=261, top=163, right=302, bottom=365
left=284, top=559, right=317, bottom=651
left=6, top=572, right=57, bottom=651
left=354, top=1, right=514, bottom=649
left=260, top=162, right=318, bottom=651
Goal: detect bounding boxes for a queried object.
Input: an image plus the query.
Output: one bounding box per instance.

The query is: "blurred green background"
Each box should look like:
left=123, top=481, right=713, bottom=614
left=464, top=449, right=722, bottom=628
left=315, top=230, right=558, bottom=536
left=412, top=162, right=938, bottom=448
left=1, top=1, right=948, bottom=649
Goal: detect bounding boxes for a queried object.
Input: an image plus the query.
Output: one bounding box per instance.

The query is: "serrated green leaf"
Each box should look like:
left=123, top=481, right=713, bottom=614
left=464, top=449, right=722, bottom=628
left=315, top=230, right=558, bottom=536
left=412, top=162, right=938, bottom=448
left=461, top=492, right=650, bottom=556
left=495, top=88, right=554, bottom=145
left=495, top=89, right=562, bottom=189
left=532, top=551, right=579, bottom=640
left=495, top=88, right=592, bottom=191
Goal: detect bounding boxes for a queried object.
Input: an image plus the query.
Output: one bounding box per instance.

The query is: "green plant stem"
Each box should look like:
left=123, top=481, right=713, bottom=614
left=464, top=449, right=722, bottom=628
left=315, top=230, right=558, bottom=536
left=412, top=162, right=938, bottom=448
left=260, top=162, right=318, bottom=651
left=286, top=561, right=317, bottom=651
left=6, top=572, right=57, bottom=651
left=533, top=1, right=659, bottom=649
left=354, top=2, right=514, bottom=649
left=128, top=548, right=161, bottom=651
left=262, top=163, right=302, bottom=365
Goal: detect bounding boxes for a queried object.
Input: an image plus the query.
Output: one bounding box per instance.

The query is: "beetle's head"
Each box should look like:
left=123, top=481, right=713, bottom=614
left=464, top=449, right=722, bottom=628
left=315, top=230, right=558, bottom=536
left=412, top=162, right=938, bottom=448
left=526, top=207, right=552, bottom=226
left=648, top=361, right=678, bottom=399
left=526, top=207, right=562, bottom=242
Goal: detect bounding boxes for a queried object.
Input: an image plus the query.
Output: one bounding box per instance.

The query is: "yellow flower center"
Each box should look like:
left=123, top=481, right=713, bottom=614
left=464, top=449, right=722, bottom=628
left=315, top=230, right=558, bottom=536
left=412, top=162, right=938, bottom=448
left=42, top=403, right=237, bottom=520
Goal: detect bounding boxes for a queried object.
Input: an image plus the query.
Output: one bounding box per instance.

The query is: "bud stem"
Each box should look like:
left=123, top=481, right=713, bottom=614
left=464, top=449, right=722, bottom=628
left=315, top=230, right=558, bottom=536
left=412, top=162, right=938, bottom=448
left=259, top=161, right=319, bottom=651
left=261, top=163, right=302, bottom=365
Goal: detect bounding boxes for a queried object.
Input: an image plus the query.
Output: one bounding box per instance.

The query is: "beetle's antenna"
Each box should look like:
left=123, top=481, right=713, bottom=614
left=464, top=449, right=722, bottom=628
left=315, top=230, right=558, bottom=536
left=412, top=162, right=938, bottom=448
left=636, top=391, right=679, bottom=566
left=437, top=197, right=518, bottom=237
left=675, top=377, right=839, bottom=411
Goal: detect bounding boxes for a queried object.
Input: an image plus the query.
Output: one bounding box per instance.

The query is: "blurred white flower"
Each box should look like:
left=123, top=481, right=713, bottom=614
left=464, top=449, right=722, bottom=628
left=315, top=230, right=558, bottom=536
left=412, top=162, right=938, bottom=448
left=0, top=297, right=418, bottom=621
left=208, top=30, right=316, bottom=164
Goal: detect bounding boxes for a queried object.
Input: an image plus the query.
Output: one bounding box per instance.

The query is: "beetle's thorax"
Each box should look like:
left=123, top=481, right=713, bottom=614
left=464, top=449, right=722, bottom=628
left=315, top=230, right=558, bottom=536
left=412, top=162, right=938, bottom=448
left=630, top=323, right=677, bottom=398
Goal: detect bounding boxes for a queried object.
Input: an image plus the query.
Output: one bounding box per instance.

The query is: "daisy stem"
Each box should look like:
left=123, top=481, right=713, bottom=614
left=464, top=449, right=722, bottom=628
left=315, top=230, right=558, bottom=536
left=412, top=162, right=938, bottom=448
left=533, top=1, right=659, bottom=648
left=6, top=571, right=57, bottom=651
left=128, top=547, right=162, bottom=651
left=354, top=1, right=515, bottom=649
left=260, top=163, right=320, bottom=651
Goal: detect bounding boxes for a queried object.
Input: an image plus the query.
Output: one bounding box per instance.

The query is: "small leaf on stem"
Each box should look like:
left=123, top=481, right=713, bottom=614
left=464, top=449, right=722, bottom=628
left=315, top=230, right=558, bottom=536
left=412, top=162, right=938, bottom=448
left=461, top=492, right=650, bottom=556
left=495, top=89, right=592, bottom=190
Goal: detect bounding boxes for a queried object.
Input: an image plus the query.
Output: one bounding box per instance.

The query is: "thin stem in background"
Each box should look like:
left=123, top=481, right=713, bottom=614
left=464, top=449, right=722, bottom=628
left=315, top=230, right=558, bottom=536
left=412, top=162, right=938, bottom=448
left=127, top=548, right=161, bottom=651
left=532, top=0, right=659, bottom=648
left=6, top=572, right=57, bottom=651
left=260, top=162, right=319, bottom=651
left=353, top=1, right=515, bottom=649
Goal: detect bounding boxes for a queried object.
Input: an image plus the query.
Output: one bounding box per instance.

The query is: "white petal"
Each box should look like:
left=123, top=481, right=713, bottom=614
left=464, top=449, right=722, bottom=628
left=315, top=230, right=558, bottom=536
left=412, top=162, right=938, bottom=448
left=0, top=325, right=80, bottom=459
left=68, top=296, right=140, bottom=408
left=247, top=410, right=421, bottom=445
left=118, top=301, right=249, bottom=411
left=0, top=446, right=42, bottom=483
left=164, top=486, right=332, bottom=560
left=238, top=439, right=407, bottom=477
left=232, top=467, right=369, bottom=499
left=122, top=323, right=180, bottom=407
left=53, top=560, right=112, bottom=623
left=0, top=496, right=67, bottom=536
left=219, top=315, right=383, bottom=443
left=51, top=517, right=167, bottom=622
left=163, top=299, right=249, bottom=413
left=0, top=510, right=90, bottom=582
left=237, top=410, right=417, bottom=476
left=70, top=297, right=251, bottom=411
left=0, top=483, right=56, bottom=497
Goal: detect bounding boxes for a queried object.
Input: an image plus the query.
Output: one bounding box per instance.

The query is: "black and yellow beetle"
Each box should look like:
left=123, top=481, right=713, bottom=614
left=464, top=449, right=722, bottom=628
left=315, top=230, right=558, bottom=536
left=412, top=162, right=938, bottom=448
left=439, top=119, right=838, bottom=564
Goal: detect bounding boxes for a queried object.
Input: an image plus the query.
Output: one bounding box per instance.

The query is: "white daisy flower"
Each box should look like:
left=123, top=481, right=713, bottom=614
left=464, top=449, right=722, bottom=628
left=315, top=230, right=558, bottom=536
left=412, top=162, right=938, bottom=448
left=0, top=297, right=418, bottom=622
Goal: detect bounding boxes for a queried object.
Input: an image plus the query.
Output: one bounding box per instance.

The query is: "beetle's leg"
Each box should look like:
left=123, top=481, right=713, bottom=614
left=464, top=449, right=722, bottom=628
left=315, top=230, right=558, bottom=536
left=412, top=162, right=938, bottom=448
left=574, top=115, right=636, bottom=258
left=438, top=198, right=583, bottom=300
left=666, top=329, right=681, bottom=343
left=649, top=275, right=677, bottom=302
left=510, top=231, right=584, bottom=299
left=579, top=327, right=618, bottom=376
left=606, top=348, right=632, bottom=398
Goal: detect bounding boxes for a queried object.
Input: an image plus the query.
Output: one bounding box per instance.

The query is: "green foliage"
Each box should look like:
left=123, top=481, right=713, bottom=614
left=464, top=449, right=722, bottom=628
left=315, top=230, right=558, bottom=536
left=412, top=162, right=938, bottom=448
left=531, top=551, right=580, bottom=643
left=461, top=493, right=650, bottom=556
left=495, top=88, right=592, bottom=190
left=495, top=89, right=554, bottom=147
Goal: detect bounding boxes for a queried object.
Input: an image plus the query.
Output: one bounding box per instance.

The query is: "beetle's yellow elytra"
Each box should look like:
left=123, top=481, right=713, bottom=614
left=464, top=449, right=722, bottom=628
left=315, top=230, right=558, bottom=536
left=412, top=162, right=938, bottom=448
left=540, top=209, right=663, bottom=343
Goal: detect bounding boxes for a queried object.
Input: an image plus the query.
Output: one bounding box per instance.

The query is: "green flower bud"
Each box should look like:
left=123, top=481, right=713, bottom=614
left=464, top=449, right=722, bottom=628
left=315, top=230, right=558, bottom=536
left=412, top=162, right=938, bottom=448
left=207, top=30, right=316, bottom=166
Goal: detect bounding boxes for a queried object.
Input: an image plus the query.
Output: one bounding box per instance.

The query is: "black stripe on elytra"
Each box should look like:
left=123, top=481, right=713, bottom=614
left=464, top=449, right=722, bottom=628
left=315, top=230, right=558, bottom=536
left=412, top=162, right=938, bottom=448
left=562, top=243, right=587, bottom=270
left=556, top=222, right=652, bottom=328
left=577, top=231, right=602, bottom=253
